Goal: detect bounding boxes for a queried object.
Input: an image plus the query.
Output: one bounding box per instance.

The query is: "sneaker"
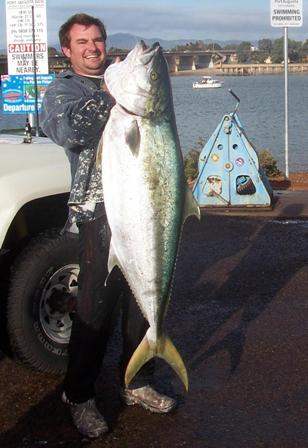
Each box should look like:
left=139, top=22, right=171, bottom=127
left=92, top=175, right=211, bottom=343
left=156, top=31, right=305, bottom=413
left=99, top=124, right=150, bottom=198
left=121, top=385, right=177, bottom=414
left=62, top=392, right=108, bottom=438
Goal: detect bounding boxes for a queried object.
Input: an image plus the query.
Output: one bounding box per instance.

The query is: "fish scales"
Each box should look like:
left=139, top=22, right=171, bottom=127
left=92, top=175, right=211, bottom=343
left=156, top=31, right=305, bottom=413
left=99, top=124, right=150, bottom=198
left=101, top=41, right=200, bottom=390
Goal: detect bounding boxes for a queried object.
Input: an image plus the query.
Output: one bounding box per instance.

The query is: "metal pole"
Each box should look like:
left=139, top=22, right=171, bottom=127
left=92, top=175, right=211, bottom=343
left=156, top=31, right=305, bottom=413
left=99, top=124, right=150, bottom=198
left=32, top=5, right=39, bottom=136
left=284, top=27, right=289, bottom=178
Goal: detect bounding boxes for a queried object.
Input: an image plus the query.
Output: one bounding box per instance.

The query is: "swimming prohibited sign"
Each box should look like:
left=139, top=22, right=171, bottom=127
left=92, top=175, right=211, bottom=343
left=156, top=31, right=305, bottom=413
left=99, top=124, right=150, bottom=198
left=270, top=0, right=303, bottom=177
left=271, top=0, right=303, bottom=27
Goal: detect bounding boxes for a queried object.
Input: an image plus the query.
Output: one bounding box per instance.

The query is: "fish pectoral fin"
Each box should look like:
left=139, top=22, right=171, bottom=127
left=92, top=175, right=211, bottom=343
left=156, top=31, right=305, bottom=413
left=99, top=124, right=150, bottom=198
left=96, top=137, right=103, bottom=170
left=125, top=331, right=189, bottom=391
left=125, top=119, right=140, bottom=157
left=107, top=241, right=121, bottom=272
left=184, top=186, right=201, bottom=222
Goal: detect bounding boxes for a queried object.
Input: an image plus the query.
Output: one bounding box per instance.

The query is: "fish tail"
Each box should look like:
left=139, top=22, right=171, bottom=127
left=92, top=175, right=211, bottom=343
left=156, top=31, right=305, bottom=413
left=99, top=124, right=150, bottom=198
left=124, top=331, right=188, bottom=391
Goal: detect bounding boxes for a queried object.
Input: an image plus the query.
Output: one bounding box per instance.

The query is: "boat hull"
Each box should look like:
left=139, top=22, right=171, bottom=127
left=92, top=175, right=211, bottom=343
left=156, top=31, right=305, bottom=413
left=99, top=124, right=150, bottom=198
left=192, top=83, right=222, bottom=89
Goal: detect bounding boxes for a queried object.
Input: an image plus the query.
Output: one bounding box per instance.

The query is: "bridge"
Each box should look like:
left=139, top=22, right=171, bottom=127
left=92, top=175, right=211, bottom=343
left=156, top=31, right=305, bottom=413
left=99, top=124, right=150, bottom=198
left=0, top=49, right=235, bottom=75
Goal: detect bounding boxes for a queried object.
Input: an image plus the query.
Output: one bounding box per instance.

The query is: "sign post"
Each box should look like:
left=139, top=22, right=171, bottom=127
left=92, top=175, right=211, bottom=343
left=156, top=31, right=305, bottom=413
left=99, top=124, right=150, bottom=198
left=270, top=0, right=303, bottom=178
left=5, top=0, right=49, bottom=135
left=31, top=5, right=39, bottom=135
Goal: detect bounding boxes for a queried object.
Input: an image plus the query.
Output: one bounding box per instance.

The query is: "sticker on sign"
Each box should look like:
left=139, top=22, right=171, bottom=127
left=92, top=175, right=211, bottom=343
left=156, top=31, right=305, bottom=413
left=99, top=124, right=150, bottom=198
left=271, top=0, right=303, bottom=27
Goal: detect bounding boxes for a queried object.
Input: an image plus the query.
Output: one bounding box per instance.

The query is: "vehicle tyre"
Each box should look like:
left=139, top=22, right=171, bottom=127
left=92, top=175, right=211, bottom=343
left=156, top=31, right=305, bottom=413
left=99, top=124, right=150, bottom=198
left=7, top=229, right=79, bottom=374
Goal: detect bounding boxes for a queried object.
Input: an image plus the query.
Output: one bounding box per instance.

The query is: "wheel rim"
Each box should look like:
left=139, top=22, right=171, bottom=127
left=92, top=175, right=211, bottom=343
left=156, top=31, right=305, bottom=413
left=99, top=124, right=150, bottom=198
left=39, top=264, right=79, bottom=345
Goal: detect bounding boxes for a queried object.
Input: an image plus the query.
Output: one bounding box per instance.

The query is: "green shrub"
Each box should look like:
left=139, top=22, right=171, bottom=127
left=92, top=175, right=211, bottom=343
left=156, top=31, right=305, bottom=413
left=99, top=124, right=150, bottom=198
left=184, top=137, right=205, bottom=180
left=184, top=149, right=200, bottom=180
left=258, top=149, right=283, bottom=178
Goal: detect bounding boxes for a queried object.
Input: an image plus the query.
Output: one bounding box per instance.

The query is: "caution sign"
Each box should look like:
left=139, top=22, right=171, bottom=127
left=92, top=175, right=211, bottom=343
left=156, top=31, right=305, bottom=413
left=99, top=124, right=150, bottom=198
left=271, top=0, right=303, bottom=27
left=5, top=0, right=49, bottom=75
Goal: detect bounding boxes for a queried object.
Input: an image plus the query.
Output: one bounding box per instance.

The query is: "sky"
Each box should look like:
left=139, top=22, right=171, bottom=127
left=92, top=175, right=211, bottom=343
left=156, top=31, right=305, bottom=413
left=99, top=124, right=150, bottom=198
left=1, top=0, right=308, bottom=48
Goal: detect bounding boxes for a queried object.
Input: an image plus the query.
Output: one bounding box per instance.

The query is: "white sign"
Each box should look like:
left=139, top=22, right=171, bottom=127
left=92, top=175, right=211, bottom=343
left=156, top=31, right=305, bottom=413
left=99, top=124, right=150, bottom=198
left=271, top=0, right=303, bottom=27
left=5, top=0, right=49, bottom=75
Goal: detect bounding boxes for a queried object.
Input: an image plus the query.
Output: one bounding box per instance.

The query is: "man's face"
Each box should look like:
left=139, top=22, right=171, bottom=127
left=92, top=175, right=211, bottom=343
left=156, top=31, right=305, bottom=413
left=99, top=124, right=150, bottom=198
left=62, top=23, right=107, bottom=76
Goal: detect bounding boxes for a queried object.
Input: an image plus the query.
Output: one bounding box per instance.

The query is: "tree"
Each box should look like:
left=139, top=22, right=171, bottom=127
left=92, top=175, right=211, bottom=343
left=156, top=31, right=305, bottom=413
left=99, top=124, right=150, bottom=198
left=271, top=37, right=284, bottom=63
left=224, top=43, right=239, bottom=51
left=301, top=40, right=308, bottom=62
left=184, top=150, right=200, bottom=180
left=288, top=39, right=302, bottom=62
left=237, top=41, right=252, bottom=63
left=249, top=50, right=267, bottom=64
left=270, top=37, right=302, bottom=63
left=108, top=47, right=129, bottom=53
left=302, top=39, right=308, bottom=51
left=171, top=41, right=222, bottom=52
left=205, top=42, right=222, bottom=51
left=259, top=150, right=282, bottom=177
left=48, top=47, right=59, bottom=56
left=258, top=39, right=273, bottom=53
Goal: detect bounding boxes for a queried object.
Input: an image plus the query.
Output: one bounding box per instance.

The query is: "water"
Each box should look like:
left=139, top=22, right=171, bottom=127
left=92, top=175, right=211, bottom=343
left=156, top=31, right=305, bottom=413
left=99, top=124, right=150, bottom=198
left=1, top=73, right=308, bottom=172
left=172, top=74, right=308, bottom=173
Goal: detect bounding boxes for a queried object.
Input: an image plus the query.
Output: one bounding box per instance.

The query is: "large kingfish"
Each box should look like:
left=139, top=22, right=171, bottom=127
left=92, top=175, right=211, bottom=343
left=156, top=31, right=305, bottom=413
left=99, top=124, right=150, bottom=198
left=101, top=41, right=200, bottom=390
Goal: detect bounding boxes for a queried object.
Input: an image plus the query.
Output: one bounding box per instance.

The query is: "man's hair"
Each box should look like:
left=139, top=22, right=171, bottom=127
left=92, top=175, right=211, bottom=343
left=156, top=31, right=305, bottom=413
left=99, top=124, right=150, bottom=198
left=59, top=13, right=107, bottom=48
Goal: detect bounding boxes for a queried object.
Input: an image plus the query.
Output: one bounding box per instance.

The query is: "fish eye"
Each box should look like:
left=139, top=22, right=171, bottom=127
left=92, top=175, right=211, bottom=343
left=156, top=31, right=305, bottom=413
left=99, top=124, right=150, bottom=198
left=150, top=71, right=158, bottom=81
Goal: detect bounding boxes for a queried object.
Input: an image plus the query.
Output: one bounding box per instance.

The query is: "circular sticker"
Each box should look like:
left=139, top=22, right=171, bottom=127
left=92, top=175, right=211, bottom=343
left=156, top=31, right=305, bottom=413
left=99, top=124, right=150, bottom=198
left=235, top=157, right=245, bottom=167
left=224, top=162, right=233, bottom=171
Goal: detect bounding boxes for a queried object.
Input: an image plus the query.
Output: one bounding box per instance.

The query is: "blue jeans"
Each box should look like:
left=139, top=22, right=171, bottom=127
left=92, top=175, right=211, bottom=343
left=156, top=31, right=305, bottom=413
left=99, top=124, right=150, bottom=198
left=63, top=212, right=154, bottom=404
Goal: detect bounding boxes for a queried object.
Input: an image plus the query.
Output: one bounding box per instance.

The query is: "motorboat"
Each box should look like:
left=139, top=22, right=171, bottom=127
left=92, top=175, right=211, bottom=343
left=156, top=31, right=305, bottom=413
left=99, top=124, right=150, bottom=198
left=192, top=76, right=222, bottom=89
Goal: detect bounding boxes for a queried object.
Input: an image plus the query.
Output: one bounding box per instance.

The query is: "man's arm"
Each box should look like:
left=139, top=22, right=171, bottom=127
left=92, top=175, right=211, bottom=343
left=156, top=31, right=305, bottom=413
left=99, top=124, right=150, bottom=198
left=40, top=77, right=114, bottom=150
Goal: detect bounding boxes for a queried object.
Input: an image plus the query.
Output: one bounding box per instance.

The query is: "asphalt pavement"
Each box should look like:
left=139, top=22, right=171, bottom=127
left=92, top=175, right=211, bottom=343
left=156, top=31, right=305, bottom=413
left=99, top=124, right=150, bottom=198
left=0, top=189, right=308, bottom=448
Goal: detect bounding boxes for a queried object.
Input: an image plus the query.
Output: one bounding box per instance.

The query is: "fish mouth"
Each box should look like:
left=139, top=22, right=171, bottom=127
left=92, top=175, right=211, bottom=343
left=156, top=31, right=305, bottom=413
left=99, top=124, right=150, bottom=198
left=138, top=40, right=161, bottom=64
left=140, top=40, right=160, bottom=52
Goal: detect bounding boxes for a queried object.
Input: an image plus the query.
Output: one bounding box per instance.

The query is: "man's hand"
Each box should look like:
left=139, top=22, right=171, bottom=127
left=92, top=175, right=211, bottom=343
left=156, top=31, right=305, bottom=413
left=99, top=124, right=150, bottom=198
left=101, top=57, right=121, bottom=95
left=101, top=82, right=110, bottom=94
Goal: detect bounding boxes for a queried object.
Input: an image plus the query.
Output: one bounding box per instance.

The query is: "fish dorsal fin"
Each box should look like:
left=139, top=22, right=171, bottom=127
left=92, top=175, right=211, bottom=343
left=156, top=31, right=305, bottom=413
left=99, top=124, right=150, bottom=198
left=125, top=119, right=140, bottom=157
left=184, top=186, right=201, bottom=222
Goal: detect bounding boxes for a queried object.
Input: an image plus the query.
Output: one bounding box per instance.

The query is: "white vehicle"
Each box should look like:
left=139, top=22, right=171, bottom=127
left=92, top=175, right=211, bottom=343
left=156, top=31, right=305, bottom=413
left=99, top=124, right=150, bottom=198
left=192, top=76, right=223, bottom=89
left=0, top=133, right=81, bottom=374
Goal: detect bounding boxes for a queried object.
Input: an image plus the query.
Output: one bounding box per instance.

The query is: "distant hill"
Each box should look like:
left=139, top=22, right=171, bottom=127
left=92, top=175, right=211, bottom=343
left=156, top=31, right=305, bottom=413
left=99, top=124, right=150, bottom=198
left=106, top=33, right=243, bottom=50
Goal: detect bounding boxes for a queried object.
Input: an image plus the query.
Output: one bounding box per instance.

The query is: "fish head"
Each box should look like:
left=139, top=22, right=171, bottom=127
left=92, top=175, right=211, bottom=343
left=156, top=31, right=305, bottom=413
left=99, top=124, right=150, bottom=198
left=104, top=41, right=172, bottom=118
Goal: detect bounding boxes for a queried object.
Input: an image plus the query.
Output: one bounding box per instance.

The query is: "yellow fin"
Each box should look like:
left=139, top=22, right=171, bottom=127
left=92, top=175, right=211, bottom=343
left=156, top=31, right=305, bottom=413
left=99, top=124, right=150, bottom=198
left=125, top=331, right=189, bottom=391
left=184, top=186, right=200, bottom=222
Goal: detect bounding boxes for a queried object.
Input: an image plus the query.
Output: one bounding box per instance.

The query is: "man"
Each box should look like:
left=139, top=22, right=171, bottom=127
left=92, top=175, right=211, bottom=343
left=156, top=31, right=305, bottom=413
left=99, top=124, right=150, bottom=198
left=40, top=13, right=176, bottom=439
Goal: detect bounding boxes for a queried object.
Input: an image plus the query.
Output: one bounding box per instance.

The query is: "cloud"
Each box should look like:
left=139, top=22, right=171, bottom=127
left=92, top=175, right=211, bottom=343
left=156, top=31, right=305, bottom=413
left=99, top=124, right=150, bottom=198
left=102, top=4, right=306, bottom=41
left=1, top=2, right=307, bottom=50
